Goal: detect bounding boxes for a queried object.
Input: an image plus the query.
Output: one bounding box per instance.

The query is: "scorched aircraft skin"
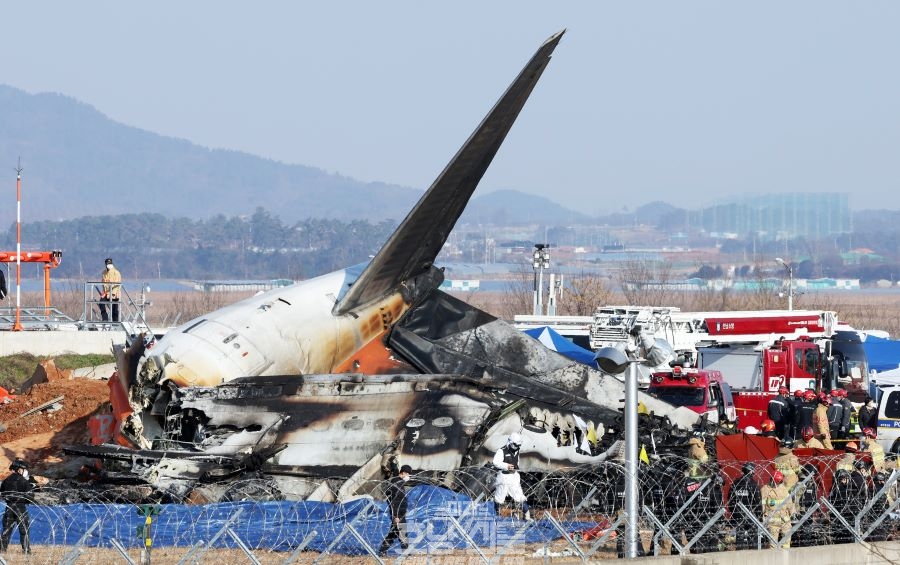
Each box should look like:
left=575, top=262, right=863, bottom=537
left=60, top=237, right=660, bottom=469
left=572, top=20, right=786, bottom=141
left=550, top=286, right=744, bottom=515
left=96, top=31, right=698, bottom=495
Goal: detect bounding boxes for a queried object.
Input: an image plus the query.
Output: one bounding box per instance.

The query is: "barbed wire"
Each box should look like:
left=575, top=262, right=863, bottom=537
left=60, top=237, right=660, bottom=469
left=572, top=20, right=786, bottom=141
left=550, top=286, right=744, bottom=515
left=2, top=454, right=897, bottom=563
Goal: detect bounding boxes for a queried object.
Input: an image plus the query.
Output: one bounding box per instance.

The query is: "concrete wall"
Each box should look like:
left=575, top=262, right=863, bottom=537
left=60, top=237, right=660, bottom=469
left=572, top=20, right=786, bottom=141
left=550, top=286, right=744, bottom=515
left=0, top=330, right=126, bottom=356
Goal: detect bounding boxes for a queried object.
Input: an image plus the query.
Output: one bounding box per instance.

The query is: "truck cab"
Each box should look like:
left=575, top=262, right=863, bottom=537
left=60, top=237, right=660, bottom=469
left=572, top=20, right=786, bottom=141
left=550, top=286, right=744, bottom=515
left=647, top=366, right=737, bottom=425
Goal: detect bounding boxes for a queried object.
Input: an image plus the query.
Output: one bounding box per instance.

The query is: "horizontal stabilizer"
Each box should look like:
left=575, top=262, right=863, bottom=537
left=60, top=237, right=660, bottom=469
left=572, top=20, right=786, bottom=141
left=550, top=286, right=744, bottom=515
left=334, top=30, right=565, bottom=315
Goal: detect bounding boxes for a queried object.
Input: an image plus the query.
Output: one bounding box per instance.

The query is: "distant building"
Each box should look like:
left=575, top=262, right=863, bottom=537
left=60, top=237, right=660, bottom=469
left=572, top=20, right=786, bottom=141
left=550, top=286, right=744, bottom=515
left=193, top=279, right=294, bottom=292
left=689, top=193, right=851, bottom=239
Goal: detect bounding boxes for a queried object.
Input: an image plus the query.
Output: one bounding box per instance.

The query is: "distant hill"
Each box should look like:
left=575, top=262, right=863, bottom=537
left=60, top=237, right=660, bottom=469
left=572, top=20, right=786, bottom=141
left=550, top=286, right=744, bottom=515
left=0, top=85, right=418, bottom=223
left=463, top=189, right=594, bottom=225
left=0, top=85, right=591, bottom=226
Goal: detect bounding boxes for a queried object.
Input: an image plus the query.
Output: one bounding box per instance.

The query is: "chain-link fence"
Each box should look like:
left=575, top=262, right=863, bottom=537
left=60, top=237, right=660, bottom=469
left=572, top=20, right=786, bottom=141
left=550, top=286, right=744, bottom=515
left=1, top=455, right=898, bottom=563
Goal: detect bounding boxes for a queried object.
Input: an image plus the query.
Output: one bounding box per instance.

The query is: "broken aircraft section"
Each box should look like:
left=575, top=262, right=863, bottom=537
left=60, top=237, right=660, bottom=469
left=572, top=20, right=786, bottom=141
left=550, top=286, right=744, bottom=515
left=70, top=30, right=702, bottom=501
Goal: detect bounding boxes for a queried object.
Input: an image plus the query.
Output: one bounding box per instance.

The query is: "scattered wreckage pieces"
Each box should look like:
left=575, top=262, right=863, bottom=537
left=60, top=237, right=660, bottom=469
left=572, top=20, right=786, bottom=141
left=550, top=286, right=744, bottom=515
left=19, top=395, right=65, bottom=418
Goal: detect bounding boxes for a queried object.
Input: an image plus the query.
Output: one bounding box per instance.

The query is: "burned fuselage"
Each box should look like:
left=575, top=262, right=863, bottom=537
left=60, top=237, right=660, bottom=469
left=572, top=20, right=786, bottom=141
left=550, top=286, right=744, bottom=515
left=92, top=30, right=700, bottom=497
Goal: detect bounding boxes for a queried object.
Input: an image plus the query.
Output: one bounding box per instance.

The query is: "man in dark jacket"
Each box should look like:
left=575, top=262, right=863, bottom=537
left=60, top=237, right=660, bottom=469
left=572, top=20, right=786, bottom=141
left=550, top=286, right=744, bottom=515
left=826, top=389, right=845, bottom=442
left=0, top=459, right=35, bottom=554
left=858, top=396, right=878, bottom=431
left=379, top=464, right=411, bottom=555
left=837, top=389, right=854, bottom=440
left=768, top=387, right=793, bottom=442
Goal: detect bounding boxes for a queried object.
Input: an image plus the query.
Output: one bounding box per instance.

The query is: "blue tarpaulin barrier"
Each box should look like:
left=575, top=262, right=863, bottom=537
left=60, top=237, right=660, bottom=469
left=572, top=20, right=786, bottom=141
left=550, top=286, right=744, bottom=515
left=2, top=485, right=595, bottom=554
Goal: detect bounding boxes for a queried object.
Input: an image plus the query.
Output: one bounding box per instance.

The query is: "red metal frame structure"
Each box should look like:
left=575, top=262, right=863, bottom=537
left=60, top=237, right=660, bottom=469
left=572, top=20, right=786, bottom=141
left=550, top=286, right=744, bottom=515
left=0, top=250, right=62, bottom=329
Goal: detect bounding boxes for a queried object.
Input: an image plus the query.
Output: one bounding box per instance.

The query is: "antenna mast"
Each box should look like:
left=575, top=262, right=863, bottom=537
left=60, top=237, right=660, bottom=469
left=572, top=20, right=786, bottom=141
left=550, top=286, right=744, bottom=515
left=13, top=159, right=23, bottom=330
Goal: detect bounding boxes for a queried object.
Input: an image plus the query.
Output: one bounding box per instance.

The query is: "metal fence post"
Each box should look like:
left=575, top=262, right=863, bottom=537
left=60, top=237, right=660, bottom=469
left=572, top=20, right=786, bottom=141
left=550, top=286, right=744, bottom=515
left=281, top=530, right=318, bottom=565
left=542, top=512, right=587, bottom=561
left=110, top=538, right=138, bottom=565
left=179, top=507, right=244, bottom=565
left=59, top=517, right=102, bottom=565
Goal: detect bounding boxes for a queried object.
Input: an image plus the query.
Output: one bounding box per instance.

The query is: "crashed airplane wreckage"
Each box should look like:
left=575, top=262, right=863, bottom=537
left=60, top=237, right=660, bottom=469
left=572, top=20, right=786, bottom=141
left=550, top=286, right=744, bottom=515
left=68, top=30, right=701, bottom=500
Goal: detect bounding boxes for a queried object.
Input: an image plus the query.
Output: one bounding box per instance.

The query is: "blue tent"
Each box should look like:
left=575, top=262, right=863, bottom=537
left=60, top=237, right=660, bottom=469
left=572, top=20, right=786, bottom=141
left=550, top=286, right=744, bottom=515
left=864, top=335, right=900, bottom=373
left=522, top=326, right=598, bottom=367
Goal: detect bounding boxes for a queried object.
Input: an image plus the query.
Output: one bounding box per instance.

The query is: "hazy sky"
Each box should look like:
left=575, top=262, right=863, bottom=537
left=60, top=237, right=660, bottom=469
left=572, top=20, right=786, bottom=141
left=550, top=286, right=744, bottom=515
left=3, top=2, right=900, bottom=213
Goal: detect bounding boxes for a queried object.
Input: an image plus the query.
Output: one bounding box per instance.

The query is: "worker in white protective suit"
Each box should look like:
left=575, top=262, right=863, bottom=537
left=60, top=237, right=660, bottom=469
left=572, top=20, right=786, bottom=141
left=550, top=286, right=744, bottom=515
left=493, top=432, right=532, bottom=520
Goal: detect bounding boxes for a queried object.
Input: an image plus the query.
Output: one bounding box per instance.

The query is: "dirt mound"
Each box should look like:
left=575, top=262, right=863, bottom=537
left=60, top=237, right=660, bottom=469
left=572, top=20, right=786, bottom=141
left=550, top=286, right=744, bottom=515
left=0, top=377, right=110, bottom=474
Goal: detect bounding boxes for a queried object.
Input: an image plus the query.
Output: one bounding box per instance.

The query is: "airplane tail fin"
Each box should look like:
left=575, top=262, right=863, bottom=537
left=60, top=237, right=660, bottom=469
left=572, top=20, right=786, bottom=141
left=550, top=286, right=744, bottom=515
left=334, top=30, right=565, bottom=315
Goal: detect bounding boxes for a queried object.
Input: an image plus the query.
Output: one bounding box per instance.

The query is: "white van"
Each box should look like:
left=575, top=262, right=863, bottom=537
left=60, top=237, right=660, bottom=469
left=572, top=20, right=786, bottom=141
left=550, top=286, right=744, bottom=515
left=876, top=385, right=900, bottom=453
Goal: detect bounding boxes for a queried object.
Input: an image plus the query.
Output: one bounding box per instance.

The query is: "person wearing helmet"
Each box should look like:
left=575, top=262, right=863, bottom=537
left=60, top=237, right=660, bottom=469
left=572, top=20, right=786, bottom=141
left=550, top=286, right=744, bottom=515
left=0, top=459, right=35, bottom=554
left=686, top=435, right=710, bottom=479
left=812, top=393, right=834, bottom=449
left=760, top=419, right=777, bottom=436
left=492, top=432, right=531, bottom=521
left=836, top=442, right=858, bottom=473
left=774, top=441, right=801, bottom=489
left=99, top=257, right=122, bottom=322
left=727, top=461, right=761, bottom=550
left=860, top=428, right=886, bottom=473
left=791, top=389, right=806, bottom=441
left=768, top=386, right=793, bottom=441
left=829, top=469, right=854, bottom=543
left=826, top=390, right=845, bottom=443
left=797, top=426, right=824, bottom=449
left=792, top=463, right=824, bottom=547
left=796, top=391, right=817, bottom=441
left=761, top=470, right=794, bottom=548
left=836, top=389, right=854, bottom=441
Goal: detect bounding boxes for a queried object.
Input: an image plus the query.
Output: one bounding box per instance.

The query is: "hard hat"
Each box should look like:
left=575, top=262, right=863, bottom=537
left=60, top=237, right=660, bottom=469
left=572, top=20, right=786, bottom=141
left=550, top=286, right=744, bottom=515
left=105, top=257, right=113, bottom=265
left=818, top=392, right=831, bottom=405
left=744, top=426, right=760, bottom=435
left=803, top=390, right=816, bottom=401
left=761, top=419, right=776, bottom=432
left=782, top=438, right=795, bottom=449
left=846, top=441, right=858, bottom=452
left=778, top=386, right=789, bottom=394
left=801, top=463, right=817, bottom=476
left=863, top=427, right=877, bottom=439
left=830, top=389, right=841, bottom=397
left=802, top=426, right=815, bottom=440
left=853, top=458, right=868, bottom=470
left=508, top=432, right=522, bottom=446
left=836, top=469, right=850, bottom=481
left=9, top=458, right=28, bottom=471
left=838, top=389, right=848, bottom=398
left=742, top=461, right=756, bottom=475
left=772, top=470, right=784, bottom=484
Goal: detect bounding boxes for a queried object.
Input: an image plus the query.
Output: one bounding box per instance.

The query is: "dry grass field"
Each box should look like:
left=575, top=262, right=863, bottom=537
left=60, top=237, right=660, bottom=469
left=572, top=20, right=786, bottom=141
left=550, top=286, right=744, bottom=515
left=18, top=279, right=900, bottom=337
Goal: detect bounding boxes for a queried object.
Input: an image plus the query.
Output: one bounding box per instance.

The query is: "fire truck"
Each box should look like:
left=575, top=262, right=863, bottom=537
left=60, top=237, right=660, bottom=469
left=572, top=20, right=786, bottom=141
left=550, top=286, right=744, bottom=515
left=592, top=307, right=871, bottom=428
left=646, top=365, right=737, bottom=425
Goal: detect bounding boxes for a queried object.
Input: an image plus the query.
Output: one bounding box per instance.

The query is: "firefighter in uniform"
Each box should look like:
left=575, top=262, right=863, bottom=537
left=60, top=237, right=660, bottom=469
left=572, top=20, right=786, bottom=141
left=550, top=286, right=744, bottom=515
left=727, top=462, right=761, bottom=550
left=761, top=470, right=794, bottom=548
left=861, top=427, right=886, bottom=473
left=768, top=386, right=793, bottom=441
left=492, top=433, right=531, bottom=520
left=686, top=435, right=710, bottom=479
left=773, top=441, right=801, bottom=489
left=797, top=426, right=824, bottom=449
left=836, top=442, right=858, bottom=473
left=793, top=463, right=826, bottom=547
left=796, top=390, right=818, bottom=438
left=812, top=393, right=834, bottom=449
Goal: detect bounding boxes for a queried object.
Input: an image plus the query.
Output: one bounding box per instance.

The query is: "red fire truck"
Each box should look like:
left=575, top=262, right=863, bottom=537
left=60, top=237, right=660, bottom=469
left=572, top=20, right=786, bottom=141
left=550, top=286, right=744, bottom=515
left=646, top=365, right=738, bottom=425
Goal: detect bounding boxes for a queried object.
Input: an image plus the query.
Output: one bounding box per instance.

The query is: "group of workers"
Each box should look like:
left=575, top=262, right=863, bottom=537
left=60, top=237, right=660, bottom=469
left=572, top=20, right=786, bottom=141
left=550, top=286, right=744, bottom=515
left=764, top=385, right=863, bottom=449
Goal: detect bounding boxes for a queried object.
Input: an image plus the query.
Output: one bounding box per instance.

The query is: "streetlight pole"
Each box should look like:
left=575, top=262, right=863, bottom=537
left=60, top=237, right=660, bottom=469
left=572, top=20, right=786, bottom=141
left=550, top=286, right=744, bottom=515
left=594, top=347, right=640, bottom=558
left=775, top=257, right=793, bottom=311
left=532, top=244, right=549, bottom=316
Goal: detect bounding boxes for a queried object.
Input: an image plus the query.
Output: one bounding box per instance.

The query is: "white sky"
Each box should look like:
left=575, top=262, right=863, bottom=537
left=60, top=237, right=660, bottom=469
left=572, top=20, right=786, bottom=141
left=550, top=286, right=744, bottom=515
left=3, top=2, right=900, bottom=213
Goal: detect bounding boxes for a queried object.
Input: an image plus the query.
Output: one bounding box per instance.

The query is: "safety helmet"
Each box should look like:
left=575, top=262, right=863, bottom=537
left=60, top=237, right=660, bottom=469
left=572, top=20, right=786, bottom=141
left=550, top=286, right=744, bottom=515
left=772, top=470, right=784, bottom=484
left=742, top=461, right=756, bottom=475
left=846, top=441, right=858, bottom=452
left=803, top=390, right=816, bottom=401
left=836, top=469, right=851, bottom=481
left=744, top=425, right=760, bottom=435
left=9, top=459, right=28, bottom=471
left=760, top=419, right=776, bottom=433
left=853, top=458, right=868, bottom=471
left=830, top=389, right=841, bottom=397
left=838, top=389, right=848, bottom=398
left=104, top=257, right=113, bottom=265
left=794, top=390, right=804, bottom=398
left=801, top=463, right=817, bottom=476
left=818, top=392, right=831, bottom=405
left=778, top=386, right=789, bottom=394
left=507, top=432, right=522, bottom=446
left=782, top=438, right=795, bottom=449
left=802, top=426, right=815, bottom=441
left=863, top=427, right=877, bottom=439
